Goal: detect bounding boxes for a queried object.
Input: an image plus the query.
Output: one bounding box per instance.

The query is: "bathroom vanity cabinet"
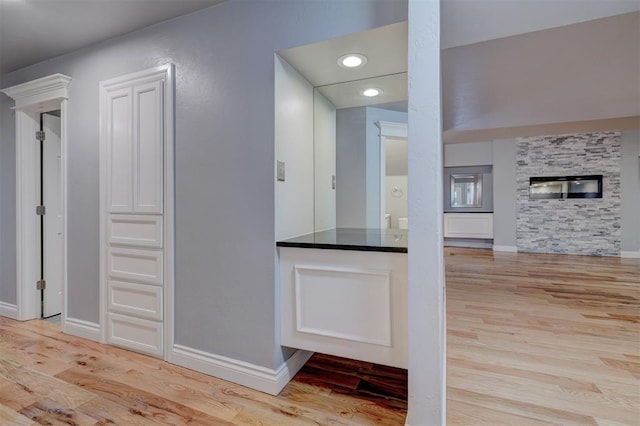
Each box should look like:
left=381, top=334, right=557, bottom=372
left=277, top=229, right=408, bottom=368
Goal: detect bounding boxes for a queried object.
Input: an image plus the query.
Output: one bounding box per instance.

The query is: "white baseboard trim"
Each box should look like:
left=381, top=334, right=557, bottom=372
left=274, top=349, right=314, bottom=393
left=621, top=250, right=640, bottom=259
left=0, top=302, right=18, bottom=319
left=493, top=245, right=518, bottom=253
left=169, top=344, right=313, bottom=396
left=63, top=317, right=101, bottom=342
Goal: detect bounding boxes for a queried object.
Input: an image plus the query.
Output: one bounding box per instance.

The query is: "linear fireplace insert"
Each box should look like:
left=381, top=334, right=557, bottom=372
left=529, top=175, right=603, bottom=199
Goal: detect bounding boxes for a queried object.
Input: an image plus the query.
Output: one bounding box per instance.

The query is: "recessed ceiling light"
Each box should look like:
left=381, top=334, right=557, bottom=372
left=338, top=53, right=368, bottom=69
left=361, top=88, right=382, bottom=97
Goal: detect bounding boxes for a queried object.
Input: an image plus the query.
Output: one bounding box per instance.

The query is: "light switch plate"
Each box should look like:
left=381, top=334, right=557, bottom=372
left=277, top=161, right=285, bottom=181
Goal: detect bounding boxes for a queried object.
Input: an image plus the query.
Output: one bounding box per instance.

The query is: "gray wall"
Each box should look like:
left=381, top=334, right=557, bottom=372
left=492, top=139, right=517, bottom=247
left=442, top=12, right=640, bottom=133
left=621, top=129, right=640, bottom=253
left=0, top=96, right=16, bottom=304
left=444, top=141, right=492, bottom=167
left=0, top=0, right=407, bottom=369
left=336, top=107, right=367, bottom=228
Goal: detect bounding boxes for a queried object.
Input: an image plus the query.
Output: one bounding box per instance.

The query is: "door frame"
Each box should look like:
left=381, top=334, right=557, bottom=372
left=1, top=74, right=72, bottom=321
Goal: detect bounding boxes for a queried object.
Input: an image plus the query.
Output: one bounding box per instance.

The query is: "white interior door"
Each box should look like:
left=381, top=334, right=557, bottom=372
left=43, top=113, right=63, bottom=317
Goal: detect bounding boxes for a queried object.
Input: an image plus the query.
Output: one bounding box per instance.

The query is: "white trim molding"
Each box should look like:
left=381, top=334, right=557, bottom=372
left=621, top=250, right=640, bottom=259
left=63, top=317, right=101, bottom=342
left=0, top=302, right=18, bottom=319
left=2, top=74, right=72, bottom=111
left=376, top=120, right=408, bottom=139
left=1, top=74, right=72, bottom=322
left=493, top=245, right=518, bottom=253
left=169, top=345, right=312, bottom=396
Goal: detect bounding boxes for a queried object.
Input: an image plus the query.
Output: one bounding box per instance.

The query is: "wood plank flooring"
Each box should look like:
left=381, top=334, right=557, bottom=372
left=0, top=248, right=638, bottom=425
left=446, top=248, right=639, bottom=425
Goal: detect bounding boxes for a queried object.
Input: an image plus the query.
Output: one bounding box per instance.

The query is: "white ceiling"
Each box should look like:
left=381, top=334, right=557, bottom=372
left=0, top=0, right=225, bottom=75
left=278, top=21, right=407, bottom=88
left=278, top=21, right=407, bottom=110
left=0, top=0, right=638, bottom=77
left=441, top=0, right=640, bottom=49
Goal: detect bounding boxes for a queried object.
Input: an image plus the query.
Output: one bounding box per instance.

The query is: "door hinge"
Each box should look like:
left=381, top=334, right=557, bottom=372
left=36, top=280, right=46, bottom=290
left=36, top=131, right=46, bottom=141
left=36, top=205, right=46, bottom=215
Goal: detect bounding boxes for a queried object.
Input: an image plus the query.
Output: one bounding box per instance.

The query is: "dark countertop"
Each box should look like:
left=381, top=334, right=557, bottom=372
left=277, top=228, right=408, bottom=253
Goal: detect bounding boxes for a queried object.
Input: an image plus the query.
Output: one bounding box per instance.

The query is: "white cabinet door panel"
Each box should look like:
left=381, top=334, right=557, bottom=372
left=444, top=213, right=494, bottom=238
left=134, top=81, right=164, bottom=213
left=107, top=87, right=133, bottom=213
left=294, top=266, right=392, bottom=346
left=108, top=280, right=163, bottom=321
left=280, top=247, right=407, bottom=369
left=108, top=214, right=162, bottom=248
left=108, top=313, right=163, bottom=357
left=107, top=247, right=163, bottom=285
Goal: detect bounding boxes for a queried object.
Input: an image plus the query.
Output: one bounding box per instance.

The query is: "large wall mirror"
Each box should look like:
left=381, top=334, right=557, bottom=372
left=278, top=21, right=408, bottom=234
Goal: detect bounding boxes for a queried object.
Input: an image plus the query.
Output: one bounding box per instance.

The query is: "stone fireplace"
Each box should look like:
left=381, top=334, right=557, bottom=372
left=516, top=132, right=621, bottom=256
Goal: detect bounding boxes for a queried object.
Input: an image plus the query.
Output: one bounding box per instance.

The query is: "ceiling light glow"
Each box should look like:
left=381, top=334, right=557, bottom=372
left=362, top=88, right=382, bottom=97
left=338, top=53, right=368, bottom=69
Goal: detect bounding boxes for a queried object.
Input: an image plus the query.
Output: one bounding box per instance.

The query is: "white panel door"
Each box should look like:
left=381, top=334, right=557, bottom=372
left=107, top=87, right=134, bottom=213
left=43, top=113, right=63, bottom=317
left=134, top=81, right=164, bottom=213
left=101, top=65, right=173, bottom=359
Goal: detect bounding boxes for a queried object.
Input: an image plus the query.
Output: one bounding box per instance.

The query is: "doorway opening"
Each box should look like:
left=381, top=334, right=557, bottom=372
left=38, top=110, right=63, bottom=320
left=0, top=73, right=71, bottom=323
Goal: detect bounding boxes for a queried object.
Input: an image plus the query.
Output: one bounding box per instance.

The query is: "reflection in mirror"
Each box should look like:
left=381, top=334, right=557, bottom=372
left=451, top=174, right=483, bottom=208
left=276, top=21, right=407, bottom=234
left=314, top=81, right=407, bottom=231
left=378, top=120, right=408, bottom=230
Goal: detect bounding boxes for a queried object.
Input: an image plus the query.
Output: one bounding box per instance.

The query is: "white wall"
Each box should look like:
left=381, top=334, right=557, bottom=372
left=444, top=141, right=493, bottom=166
left=492, top=139, right=517, bottom=248
left=385, top=137, right=408, bottom=175
left=385, top=175, right=408, bottom=228
left=313, top=91, right=336, bottom=232
left=407, top=0, right=445, bottom=424
left=621, top=129, right=640, bottom=254
left=274, top=55, right=314, bottom=240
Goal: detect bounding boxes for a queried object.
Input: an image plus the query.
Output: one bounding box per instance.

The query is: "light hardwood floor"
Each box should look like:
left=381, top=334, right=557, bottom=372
left=0, top=248, right=638, bottom=425
left=446, top=248, right=639, bottom=425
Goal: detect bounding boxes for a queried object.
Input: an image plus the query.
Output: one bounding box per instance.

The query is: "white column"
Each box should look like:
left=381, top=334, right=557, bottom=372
left=407, top=0, right=446, bottom=425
